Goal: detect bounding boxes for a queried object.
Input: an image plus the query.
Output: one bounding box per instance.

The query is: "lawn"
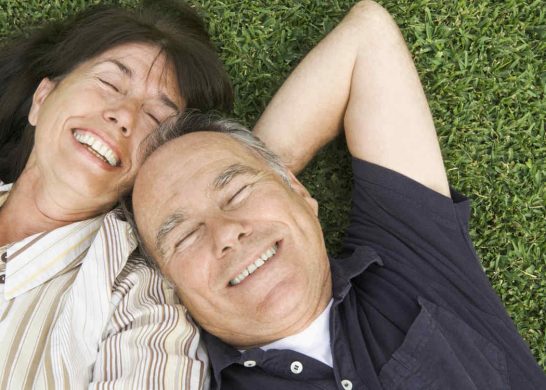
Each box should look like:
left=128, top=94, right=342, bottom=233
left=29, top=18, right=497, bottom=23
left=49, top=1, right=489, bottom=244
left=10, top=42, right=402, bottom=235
left=1, top=0, right=544, bottom=369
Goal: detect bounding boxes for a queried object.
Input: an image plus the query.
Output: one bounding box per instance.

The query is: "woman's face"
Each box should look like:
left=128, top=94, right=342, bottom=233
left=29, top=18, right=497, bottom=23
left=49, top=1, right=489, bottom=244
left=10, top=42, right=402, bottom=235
left=28, top=42, right=183, bottom=214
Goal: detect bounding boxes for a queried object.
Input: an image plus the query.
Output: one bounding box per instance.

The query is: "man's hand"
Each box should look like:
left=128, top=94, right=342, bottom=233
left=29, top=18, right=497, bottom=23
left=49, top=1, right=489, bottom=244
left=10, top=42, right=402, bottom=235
left=254, top=0, right=450, bottom=197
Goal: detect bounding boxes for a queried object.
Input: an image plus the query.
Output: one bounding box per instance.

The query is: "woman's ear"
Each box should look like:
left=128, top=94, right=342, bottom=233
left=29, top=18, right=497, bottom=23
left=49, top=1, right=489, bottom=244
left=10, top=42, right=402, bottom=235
left=285, top=169, right=319, bottom=216
left=28, top=78, right=57, bottom=126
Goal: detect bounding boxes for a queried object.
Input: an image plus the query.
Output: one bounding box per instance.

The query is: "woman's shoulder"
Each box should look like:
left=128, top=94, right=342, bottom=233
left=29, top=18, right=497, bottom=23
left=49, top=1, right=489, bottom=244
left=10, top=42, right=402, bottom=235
left=113, top=250, right=181, bottom=304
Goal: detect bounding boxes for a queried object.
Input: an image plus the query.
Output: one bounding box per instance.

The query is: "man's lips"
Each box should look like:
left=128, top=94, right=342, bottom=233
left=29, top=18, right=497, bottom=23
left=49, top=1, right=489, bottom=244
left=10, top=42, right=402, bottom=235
left=228, top=242, right=279, bottom=286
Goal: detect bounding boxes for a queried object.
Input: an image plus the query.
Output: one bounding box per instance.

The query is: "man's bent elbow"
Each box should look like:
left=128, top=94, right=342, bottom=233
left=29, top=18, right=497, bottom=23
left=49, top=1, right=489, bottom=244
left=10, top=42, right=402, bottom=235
left=347, top=0, right=401, bottom=39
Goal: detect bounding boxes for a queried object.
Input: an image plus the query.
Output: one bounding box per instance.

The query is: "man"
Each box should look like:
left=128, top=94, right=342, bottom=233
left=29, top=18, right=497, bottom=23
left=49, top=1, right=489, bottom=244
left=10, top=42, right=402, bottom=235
left=131, top=1, right=546, bottom=389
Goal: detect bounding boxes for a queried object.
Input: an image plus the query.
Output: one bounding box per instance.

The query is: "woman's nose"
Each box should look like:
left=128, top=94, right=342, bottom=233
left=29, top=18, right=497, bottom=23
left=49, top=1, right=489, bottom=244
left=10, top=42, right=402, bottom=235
left=103, top=99, right=138, bottom=136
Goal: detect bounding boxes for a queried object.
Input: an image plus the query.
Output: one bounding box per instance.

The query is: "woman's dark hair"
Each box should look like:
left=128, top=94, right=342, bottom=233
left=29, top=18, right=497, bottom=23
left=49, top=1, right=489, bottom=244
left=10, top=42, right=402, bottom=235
left=0, top=0, right=233, bottom=183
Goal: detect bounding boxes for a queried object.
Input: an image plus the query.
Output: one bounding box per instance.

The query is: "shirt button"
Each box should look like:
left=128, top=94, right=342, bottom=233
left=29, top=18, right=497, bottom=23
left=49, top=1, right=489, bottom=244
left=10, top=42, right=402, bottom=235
left=243, top=360, right=256, bottom=367
left=341, top=379, right=353, bottom=390
left=290, top=361, right=303, bottom=374
left=0, top=274, right=5, bottom=284
left=1, top=251, right=7, bottom=262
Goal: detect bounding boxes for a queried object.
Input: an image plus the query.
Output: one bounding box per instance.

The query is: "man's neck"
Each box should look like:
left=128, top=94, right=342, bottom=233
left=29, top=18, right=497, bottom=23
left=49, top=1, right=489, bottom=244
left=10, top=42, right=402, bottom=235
left=259, top=299, right=334, bottom=366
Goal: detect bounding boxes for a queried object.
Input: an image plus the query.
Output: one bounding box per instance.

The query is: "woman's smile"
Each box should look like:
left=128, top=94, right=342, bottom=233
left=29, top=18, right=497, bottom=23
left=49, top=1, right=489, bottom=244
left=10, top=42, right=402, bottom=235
left=73, top=129, right=120, bottom=168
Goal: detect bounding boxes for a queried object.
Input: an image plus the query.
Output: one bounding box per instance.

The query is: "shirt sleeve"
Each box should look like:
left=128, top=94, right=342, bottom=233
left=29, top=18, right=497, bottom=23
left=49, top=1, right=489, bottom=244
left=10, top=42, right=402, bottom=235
left=89, top=258, right=209, bottom=390
left=342, top=157, right=505, bottom=315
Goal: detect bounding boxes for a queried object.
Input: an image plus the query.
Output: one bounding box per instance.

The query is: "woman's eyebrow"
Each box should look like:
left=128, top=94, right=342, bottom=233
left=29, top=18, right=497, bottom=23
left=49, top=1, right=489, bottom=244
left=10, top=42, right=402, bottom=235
left=159, top=94, right=180, bottom=112
left=101, top=59, right=132, bottom=77
left=98, top=59, right=180, bottom=111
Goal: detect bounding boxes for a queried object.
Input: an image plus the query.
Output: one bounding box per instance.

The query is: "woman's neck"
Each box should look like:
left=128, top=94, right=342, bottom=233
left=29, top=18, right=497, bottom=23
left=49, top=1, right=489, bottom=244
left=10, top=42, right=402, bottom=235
left=0, top=167, right=106, bottom=246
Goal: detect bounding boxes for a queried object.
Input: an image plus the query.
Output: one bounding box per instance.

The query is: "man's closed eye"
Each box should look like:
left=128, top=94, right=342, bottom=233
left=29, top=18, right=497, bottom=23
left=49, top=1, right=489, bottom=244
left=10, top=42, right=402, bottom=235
left=227, top=184, right=253, bottom=207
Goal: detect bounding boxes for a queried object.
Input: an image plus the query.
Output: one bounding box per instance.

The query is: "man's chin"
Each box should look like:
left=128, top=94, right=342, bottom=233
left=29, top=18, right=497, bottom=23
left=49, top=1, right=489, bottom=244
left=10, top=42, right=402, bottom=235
left=209, top=302, right=308, bottom=348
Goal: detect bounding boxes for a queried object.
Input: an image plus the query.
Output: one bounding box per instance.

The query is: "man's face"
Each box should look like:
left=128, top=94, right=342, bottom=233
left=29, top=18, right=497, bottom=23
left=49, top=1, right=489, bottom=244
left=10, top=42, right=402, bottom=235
left=133, top=132, right=332, bottom=348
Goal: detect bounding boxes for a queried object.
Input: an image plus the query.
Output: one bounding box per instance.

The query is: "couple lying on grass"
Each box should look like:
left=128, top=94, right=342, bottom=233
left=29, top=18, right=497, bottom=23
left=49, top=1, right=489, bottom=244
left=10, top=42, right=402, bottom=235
left=1, top=0, right=544, bottom=388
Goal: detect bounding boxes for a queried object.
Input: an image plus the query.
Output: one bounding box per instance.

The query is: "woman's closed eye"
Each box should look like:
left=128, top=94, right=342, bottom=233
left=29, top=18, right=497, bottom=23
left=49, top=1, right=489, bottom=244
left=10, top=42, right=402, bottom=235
left=145, top=105, right=177, bottom=126
left=98, top=77, right=120, bottom=92
left=145, top=111, right=160, bottom=125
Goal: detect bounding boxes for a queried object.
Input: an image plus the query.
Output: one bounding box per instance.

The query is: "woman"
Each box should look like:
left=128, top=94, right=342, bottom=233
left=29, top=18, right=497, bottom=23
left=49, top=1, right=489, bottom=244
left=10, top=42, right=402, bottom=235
left=0, top=2, right=231, bottom=388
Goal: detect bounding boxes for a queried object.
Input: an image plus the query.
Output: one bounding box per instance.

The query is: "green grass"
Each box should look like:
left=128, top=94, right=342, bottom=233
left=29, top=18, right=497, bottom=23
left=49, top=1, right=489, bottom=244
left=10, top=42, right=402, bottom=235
left=1, top=0, right=544, bottom=369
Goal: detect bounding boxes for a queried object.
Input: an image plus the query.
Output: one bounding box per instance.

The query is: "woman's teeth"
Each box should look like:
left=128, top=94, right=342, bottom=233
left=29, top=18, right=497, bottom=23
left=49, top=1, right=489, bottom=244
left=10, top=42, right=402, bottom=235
left=73, top=130, right=119, bottom=167
left=229, top=243, right=278, bottom=286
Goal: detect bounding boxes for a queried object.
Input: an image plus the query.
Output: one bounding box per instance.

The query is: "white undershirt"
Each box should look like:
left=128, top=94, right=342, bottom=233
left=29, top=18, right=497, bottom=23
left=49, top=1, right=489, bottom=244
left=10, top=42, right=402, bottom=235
left=259, top=299, right=333, bottom=367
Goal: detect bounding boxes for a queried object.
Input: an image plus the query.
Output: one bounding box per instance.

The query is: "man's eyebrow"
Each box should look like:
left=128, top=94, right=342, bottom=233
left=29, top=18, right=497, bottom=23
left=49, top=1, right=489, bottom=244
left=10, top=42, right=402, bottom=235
left=213, top=164, right=259, bottom=191
left=101, top=59, right=180, bottom=111
left=155, top=210, right=186, bottom=255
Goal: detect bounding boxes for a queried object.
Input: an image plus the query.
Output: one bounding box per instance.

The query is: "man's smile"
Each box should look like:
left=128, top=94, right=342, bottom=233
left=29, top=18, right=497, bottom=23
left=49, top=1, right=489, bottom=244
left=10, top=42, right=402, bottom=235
left=229, top=242, right=279, bottom=286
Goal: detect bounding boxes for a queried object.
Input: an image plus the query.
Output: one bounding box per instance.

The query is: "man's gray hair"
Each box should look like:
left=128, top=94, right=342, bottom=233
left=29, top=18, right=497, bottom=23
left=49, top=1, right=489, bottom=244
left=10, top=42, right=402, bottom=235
left=122, top=110, right=291, bottom=269
left=141, top=110, right=291, bottom=185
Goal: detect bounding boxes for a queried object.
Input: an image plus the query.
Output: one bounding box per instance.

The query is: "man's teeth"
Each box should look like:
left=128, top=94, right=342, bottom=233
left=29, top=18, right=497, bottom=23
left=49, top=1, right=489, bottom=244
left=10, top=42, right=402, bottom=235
left=73, top=130, right=119, bottom=167
left=229, top=244, right=278, bottom=286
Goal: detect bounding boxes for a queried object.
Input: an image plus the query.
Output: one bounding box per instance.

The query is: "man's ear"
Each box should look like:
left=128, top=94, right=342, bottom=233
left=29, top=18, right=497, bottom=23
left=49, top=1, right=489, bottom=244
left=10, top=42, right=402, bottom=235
left=28, top=78, right=57, bottom=126
left=286, top=170, right=319, bottom=216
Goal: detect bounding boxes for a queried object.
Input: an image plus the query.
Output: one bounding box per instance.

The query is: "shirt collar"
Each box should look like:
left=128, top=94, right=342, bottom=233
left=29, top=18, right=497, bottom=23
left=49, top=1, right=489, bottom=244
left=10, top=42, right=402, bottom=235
left=260, top=299, right=334, bottom=367
left=203, top=245, right=382, bottom=383
left=4, top=215, right=105, bottom=299
left=202, top=331, right=241, bottom=387
left=330, top=245, right=383, bottom=300
left=0, top=185, right=136, bottom=299
left=0, top=182, right=12, bottom=206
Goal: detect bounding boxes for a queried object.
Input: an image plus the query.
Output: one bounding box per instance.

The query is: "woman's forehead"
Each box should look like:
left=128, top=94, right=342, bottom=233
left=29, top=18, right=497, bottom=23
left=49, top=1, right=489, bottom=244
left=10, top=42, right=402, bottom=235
left=86, top=43, right=183, bottom=106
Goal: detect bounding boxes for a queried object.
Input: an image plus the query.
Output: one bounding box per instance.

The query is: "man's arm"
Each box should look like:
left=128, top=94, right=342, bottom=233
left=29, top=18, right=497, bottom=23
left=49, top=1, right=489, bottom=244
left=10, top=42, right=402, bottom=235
left=254, top=0, right=450, bottom=197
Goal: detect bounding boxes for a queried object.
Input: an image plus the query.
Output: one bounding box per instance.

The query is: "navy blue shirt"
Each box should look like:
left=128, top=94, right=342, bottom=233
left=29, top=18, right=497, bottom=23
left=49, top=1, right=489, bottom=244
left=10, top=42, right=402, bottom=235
left=203, top=158, right=546, bottom=389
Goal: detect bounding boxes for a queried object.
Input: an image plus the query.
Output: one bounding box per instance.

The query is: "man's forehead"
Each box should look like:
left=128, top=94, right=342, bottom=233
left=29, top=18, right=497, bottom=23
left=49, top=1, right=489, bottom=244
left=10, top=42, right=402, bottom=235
left=154, top=133, right=256, bottom=168
left=139, top=132, right=261, bottom=189
left=134, top=133, right=264, bottom=249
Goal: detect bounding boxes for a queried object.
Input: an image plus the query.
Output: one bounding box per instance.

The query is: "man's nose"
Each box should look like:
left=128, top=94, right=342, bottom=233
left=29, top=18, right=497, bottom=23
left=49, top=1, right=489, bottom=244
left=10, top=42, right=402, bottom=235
left=210, top=216, right=252, bottom=257
left=103, top=99, right=138, bottom=136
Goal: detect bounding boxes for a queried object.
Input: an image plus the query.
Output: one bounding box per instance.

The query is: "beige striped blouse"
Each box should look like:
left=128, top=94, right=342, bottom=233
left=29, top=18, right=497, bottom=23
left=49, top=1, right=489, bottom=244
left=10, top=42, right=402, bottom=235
left=0, top=183, right=209, bottom=389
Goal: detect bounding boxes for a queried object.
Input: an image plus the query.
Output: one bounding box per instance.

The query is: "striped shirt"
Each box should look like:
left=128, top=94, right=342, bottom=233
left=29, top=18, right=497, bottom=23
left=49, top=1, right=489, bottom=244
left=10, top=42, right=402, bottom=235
left=0, top=183, right=209, bottom=389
